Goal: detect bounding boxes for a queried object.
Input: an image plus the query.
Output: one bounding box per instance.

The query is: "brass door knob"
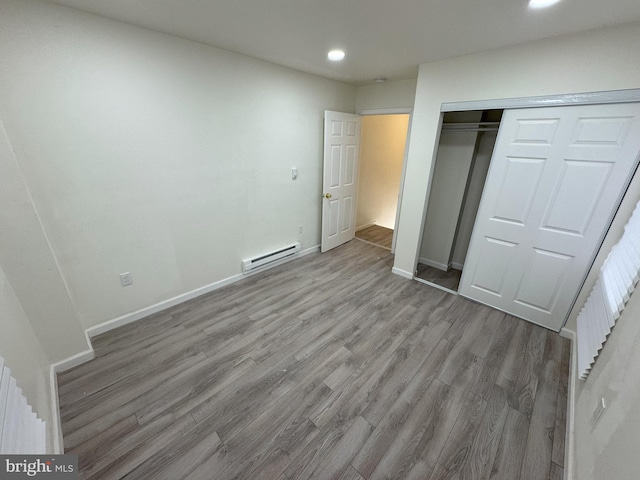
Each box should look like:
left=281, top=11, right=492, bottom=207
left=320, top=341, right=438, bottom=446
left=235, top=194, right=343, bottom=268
left=323, top=193, right=332, bottom=199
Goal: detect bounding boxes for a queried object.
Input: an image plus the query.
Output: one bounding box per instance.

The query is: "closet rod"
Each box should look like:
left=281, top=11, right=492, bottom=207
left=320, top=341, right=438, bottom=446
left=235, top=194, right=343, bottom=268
left=442, top=121, right=500, bottom=127
left=441, top=121, right=500, bottom=133
left=441, top=127, right=500, bottom=133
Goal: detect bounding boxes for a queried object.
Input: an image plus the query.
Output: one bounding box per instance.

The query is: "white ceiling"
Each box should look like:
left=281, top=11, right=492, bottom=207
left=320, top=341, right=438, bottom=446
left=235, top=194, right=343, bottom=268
left=46, top=0, right=640, bottom=85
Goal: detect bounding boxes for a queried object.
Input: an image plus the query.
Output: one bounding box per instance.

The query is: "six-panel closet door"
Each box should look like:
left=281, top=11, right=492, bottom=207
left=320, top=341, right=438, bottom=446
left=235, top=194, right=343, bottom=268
left=458, top=103, right=640, bottom=331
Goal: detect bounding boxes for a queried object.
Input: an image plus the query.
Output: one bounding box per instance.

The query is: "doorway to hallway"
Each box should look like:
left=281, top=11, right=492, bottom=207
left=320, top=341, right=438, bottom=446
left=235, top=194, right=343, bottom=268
left=355, top=113, right=410, bottom=251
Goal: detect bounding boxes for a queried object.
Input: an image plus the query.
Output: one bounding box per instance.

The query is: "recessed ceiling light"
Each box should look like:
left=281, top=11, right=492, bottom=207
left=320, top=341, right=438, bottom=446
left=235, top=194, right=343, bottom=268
left=529, top=0, right=562, bottom=9
left=327, top=49, right=346, bottom=61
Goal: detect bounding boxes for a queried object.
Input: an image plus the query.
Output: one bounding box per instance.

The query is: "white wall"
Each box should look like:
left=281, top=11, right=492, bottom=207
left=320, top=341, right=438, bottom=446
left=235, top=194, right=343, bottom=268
left=393, top=22, right=640, bottom=480
left=419, top=131, right=478, bottom=269
left=0, top=113, right=87, bottom=451
left=0, top=116, right=89, bottom=363
left=0, top=0, right=356, bottom=329
left=355, top=79, right=417, bottom=112
left=356, top=114, right=409, bottom=229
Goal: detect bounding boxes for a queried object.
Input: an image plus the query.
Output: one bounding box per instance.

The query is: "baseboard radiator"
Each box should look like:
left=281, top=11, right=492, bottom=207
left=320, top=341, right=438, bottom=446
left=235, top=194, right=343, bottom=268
left=0, top=356, right=46, bottom=454
left=242, top=242, right=301, bottom=274
left=577, top=200, right=640, bottom=379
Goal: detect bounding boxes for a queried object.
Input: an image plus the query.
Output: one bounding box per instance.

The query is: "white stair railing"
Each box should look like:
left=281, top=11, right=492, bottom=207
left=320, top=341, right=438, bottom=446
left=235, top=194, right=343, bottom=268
left=0, top=356, right=46, bottom=454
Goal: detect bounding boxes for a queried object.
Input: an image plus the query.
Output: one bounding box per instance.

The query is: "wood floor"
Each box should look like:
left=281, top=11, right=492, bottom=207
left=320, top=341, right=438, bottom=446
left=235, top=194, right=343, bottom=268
left=355, top=225, right=393, bottom=250
left=57, top=240, right=570, bottom=480
left=416, top=264, right=463, bottom=292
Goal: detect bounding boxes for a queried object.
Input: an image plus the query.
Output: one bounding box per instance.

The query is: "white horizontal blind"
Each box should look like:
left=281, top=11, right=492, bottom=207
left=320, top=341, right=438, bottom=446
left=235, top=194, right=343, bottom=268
left=0, top=356, right=46, bottom=454
left=577, top=200, right=640, bottom=379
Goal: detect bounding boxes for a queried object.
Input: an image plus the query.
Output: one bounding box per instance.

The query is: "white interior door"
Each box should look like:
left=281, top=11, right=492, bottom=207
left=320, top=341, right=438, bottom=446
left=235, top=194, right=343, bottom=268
left=321, top=111, right=361, bottom=253
left=459, top=103, right=640, bottom=331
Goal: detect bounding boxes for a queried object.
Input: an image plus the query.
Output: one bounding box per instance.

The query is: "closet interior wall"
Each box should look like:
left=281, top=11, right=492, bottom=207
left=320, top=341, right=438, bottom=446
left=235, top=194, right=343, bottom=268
left=418, top=110, right=503, bottom=281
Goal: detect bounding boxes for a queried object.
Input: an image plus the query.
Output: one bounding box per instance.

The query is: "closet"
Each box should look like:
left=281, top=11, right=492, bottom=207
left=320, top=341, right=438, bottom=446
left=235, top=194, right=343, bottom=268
left=416, top=103, right=640, bottom=331
left=416, top=109, right=503, bottom=292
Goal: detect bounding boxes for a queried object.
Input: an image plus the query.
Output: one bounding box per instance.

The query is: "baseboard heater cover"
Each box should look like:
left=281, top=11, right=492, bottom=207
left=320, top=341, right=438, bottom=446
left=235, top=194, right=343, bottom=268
left=242, top=242, right=301, bottom=274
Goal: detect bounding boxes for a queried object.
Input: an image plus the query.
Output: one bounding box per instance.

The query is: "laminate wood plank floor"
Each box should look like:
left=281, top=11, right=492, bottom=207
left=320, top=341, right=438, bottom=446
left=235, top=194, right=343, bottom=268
left=58, top=240, right=570, bottom=480
left=355, top=225, right=393, bottom=250
left=416, top=263, right=463, bottom=292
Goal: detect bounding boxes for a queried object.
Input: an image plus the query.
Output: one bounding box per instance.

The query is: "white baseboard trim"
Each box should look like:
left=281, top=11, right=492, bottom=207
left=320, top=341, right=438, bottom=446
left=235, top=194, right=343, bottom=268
left=49, top=367, right=64, bottom=454
left=51, top=349, right=95, bottom=373
left=418, top=257, right=450, bottom=271
left=561, top=327, right=577, bottom=480
left=451, top=262, right=464, bottom=271
left=560, top=326, right=575, bottom=340
left=392, top=267, right=413, bottom=279
left=86, top=273, right=244, bottom=338
left=87, top=245, right=320, bottom=339
left=299, top=245, right=320, bottom=257
left=49, top=331, right=95, bottom=453
left=355, top=223, right=375, bottom=232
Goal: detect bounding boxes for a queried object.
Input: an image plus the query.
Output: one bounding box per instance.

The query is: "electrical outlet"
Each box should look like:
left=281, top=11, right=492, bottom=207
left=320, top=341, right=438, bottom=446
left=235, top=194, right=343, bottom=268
left=298, top=225, right=303, bottom=234
left=120, top=272, right=133, bottom=287
left=591, top=397, right=607, bottom=427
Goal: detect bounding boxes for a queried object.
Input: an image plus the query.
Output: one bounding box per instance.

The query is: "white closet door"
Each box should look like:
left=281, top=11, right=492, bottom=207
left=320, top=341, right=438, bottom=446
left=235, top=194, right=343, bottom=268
left=459, top=103, right=640, bottom=331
